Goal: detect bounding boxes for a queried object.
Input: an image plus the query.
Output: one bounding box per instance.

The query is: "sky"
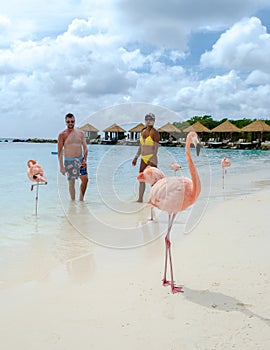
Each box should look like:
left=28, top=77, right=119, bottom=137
left=1, top=0, right=270, bottom=138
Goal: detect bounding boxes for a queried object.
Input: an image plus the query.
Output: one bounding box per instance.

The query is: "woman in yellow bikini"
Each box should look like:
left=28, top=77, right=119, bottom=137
left=132, top=113, right=160, bottom=202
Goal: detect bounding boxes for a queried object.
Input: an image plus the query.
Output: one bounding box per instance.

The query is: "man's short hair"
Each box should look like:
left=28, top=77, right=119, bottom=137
left=65, top=113, right=75, bottom=119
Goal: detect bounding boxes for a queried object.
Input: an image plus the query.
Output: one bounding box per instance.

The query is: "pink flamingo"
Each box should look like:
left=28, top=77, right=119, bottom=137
left=138, top=132, right=201, bottom=294
left=27, top=159, right=47, bottom=184
left=221, top=157, right=231, bottom=189
left=137, top=166, right=165, bottom=220
left=170, top=162, right=183, bottom=175
left=27, top=159, right=48, bottom=216
left=137, top=166, right=165, bottom=186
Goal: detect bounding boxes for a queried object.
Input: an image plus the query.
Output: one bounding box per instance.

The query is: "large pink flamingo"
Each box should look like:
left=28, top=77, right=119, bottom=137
left=137, top=132, right=201, bottom=294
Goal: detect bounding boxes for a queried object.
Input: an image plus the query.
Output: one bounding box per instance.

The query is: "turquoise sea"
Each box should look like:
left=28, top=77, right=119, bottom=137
left=1, top=141, right=270, bottom=249
left=1, top=141, right=270, bottom=214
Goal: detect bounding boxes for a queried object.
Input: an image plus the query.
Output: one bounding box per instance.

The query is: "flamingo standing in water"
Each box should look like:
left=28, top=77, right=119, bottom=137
left=138, top=132, right=201, bottom=294
left=221, top=157, right=231, bottom=189
left=27, top=159, right=48, bottom=215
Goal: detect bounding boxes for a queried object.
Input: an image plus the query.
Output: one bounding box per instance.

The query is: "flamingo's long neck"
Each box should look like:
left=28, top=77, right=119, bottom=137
left=185, top=137, right=201, bottom=201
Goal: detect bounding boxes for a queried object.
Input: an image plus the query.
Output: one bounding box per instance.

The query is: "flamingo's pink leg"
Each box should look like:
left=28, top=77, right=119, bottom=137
left=162, top=236, right=171, bottom=286
left=162, top=214, right=172, bottom=286
left=168, top=243, right=184, bottom=293
left=167, top=214, right=184, bottom=294
left=149, top=207, right=154, bottom=221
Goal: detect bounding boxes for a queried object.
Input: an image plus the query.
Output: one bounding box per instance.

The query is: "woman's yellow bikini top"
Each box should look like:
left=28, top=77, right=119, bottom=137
left=140, top=135, right=154, bottom=146
left=140, top=130, right=155, bottom=164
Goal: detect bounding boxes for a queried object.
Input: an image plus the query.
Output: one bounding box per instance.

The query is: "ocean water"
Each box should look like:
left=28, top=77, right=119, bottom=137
left=1, top=141, right=270, bottom=288
left=1, top=142, right=270, bottom=215
left=1, top=141, right=270, bottom=249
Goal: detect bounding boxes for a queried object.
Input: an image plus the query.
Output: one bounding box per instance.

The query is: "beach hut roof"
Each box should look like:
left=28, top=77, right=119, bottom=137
left=103, top=123, right=126, bottom=133
left=183, top=121, right=211, bottom=133
left=157, top=122, right=181, bottom=133
left=128, top=123, right=145, bottom=133
left=79, top=123, right=99, bottom=132
left=211, top=120, right=241, bottom=133
left=241, top=120, right=270, bottom=132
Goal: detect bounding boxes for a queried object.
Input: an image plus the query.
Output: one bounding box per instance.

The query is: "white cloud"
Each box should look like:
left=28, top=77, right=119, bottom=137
left=1, top=1, right=270, bottom=138
left=114, top=0, right=270, bottom=49
left=0, top=0, right=117, bottom=46
left=0, top=15, right=35, bottom=46
left=0, top=15, right=10, bottom=29
left=1, top=0, right=270, bottom=48
left=120, top=49, right=146, bottom=69
left=201, top=17, right=270, bottom=73
left=246, top=70, right=270, bottom=85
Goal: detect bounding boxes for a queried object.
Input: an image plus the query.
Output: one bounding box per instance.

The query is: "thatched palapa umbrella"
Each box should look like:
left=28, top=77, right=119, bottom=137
left=183, top=121, right=210, bottom=141
left=128, top=123, right=145, bottom=140
left=103, top=123, right=126, bottom=141
left=79, top=123, right=99, bottom=140
left=211, top=120, right=241, bottom=133
left=158, top=122, right=181, bottom=141
left=241, top=120, right=270, bottom=141
left=183, top=121, right=211, bottom=133
left=211, top=120, right=241, bottom=141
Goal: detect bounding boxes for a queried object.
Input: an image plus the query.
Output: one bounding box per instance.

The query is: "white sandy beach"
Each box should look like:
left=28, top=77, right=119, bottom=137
left=1, top=187, right=270, bottom=350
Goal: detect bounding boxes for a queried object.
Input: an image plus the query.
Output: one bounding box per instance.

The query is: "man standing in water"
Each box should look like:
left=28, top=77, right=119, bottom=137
left=58, top=113, right=88, bottom=201
left=132, top=113, right=160, bottom=202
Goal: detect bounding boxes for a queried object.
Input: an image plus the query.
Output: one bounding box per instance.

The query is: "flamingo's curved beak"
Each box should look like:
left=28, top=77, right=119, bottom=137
left=34, top=174, right=48, bottom=184
left=137, top=172, right=145, bottom=182
left=192, top=135, right=202, bottom=156
left=196, top=143, right=202, bottom=156
left=39, top=176, right=48, bottom=184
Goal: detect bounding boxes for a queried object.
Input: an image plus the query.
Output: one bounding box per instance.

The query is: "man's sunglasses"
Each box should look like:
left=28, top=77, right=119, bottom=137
left=66, top=120, right=75, bottom=124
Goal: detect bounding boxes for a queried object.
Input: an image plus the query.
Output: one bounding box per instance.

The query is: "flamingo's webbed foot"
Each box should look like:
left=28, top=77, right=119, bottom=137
left=171, top=284, right=184, bottom=294
left=148, top=217, right=157, bottom=222
left=162, top=279, right=171, bottom=286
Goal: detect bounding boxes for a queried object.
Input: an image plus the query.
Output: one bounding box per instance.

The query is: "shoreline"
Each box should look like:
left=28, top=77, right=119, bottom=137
left=5, top=138, right=58, bottom=143
left=1, top=138, right=270, bottom=150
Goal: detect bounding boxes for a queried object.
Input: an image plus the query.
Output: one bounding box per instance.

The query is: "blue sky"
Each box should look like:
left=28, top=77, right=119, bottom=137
left=1, top=0, right=270, bottom=138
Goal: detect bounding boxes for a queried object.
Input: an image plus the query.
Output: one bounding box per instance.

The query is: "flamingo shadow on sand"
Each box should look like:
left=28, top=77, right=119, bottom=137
left=138, top=132, right=202, bottom=294
left=183, top=287, right=270, bottom=327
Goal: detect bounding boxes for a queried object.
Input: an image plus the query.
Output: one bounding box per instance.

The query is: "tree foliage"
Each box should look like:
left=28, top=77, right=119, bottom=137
left=173, top=116, right=270, bottom=130
left=230, top=118, right=253, bottom=128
